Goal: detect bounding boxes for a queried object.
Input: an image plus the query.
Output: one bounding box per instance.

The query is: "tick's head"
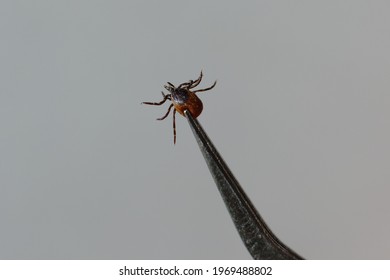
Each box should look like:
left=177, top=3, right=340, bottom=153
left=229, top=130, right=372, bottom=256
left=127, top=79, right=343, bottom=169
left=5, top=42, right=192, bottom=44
left=164, top=82, right=176, bottom=93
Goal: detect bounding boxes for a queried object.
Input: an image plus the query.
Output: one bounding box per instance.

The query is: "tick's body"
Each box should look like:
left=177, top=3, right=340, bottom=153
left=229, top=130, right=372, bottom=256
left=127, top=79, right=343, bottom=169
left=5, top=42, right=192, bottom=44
left=171, top=87, right=203, bottom=117
left=142, top=71, right=216, bottom=144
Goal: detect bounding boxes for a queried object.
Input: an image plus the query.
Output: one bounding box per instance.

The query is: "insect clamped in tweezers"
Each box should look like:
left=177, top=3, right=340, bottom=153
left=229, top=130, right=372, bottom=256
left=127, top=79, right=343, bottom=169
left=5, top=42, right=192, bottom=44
left=142, top=71, right=217, bottom=144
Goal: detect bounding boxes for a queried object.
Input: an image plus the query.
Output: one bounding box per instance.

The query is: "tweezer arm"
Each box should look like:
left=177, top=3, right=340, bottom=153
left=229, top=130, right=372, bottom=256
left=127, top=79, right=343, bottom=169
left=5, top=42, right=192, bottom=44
left=185, top=110, right=303, bottom=260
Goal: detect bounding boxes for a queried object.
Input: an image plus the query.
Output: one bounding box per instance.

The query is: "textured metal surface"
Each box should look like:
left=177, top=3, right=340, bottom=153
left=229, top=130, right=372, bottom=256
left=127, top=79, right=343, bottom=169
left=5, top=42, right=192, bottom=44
left=185, top=110, right=303, bottom=260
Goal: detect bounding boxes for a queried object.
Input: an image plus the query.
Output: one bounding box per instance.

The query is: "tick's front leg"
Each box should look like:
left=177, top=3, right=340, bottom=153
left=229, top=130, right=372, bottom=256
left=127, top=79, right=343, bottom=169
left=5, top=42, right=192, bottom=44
left=142, top=93, right=171, bottom=106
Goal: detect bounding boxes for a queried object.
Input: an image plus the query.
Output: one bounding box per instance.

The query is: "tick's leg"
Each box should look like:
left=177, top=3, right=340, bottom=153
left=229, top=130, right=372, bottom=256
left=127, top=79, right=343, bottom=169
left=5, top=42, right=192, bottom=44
left=173, top=108, right=177, bottom=144
left=178, top=80, right=194, bottom=88
left=189, top=71, right=203, bottom=89
left=157, top=103, right=173, bottom=120
left=193, top=80, right=217, bottom=93
left=142, top=93, right=171, bottom=106
left=161, top=91, right=171, bottom=99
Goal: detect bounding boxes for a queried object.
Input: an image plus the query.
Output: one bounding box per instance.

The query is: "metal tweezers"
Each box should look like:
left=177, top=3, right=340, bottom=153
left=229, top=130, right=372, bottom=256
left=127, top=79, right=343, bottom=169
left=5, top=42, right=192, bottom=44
left=184, top=110, right=303, bottom=260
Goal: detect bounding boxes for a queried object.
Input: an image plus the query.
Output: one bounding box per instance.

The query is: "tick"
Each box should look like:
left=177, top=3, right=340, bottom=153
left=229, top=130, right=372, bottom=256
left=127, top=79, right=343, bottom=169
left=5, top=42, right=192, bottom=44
left=142, top=71, right=216, bottom=144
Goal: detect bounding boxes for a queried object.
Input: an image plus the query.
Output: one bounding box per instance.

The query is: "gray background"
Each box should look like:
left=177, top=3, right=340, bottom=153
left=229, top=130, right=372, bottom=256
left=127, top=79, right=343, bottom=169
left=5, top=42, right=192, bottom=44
left=1, top=1, right=389, bottom=259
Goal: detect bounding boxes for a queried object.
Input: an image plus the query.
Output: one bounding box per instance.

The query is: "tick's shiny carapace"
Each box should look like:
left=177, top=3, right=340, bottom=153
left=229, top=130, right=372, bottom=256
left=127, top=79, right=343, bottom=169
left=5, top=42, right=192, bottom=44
left=142, top=71, right=216, bottom=144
